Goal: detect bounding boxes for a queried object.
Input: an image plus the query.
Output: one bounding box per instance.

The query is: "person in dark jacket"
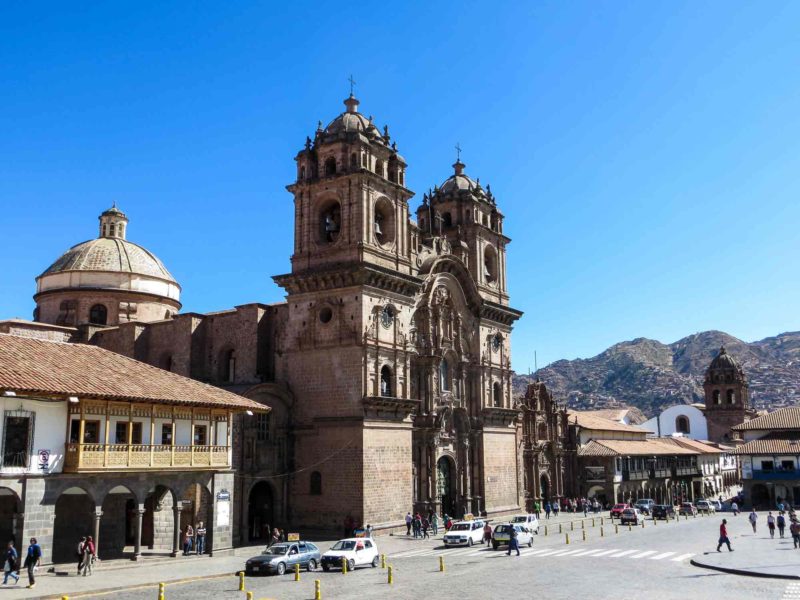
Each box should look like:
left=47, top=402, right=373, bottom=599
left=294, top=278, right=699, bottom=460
left=23, top=538, right=41, bottom=589
left=506, top=526, right=520, bottom=556
left=3, top=542, right=19, bottom=585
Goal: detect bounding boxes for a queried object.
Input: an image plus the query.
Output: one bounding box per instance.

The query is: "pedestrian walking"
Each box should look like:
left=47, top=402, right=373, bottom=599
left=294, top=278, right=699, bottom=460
left=778, top=513, right=786, bottom=539
left=731, top=501, right=739, bottom=516
left=431, top=513, right=439, bottom=536
left=483, top=522, right=493, bottom=547
left=553, top=502, right=560, bottom=517
left=534, top=501, right=541, bottom=520
left=3, top=541, right=19, bottom=585
left=544, top=502, right=551, bottom=519
left=405, top=512, right=412, bottom=536
left=767, top=512, right=776, bottom=538
left=748, top=509, right=758, bottom=533
left=183, top=524, right=194, bottom=555
left=23, top=538, right=41, bottom=589
left=421, top=517, right=430, bottom=539
left=583, top=499, right=588, bottom=517
left=195, top=521, right=207, bottom=555
left=716, top=519, right=733, bottom=552
left=506, top=526, right=520, bottom=556
left=80, top=536, right=95, bottom=576
left=791, top=519, right=800, bottom=548
left=76, top=536, right=86, bottom=575
left=366, top=524, right=374, bottom=538
left=413, top=514, right=422, bottom=539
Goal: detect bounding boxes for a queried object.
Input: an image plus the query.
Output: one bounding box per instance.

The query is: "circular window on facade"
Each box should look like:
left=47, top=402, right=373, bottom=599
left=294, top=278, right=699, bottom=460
left=380, top=305, right=394, bottom=328
left=492, top=334, right=502, bottom=353
left=319, top=306, right=333, bottom=324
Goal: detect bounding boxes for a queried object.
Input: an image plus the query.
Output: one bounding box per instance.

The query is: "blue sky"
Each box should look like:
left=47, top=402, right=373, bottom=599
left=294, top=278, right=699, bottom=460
left=2, top=1, right=799, bottom=370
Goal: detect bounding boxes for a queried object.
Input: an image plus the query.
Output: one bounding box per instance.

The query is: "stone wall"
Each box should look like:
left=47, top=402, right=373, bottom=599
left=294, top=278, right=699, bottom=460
left=362, top=423, right=413, bottom=527
left=482, top=428, right=520, bottom=512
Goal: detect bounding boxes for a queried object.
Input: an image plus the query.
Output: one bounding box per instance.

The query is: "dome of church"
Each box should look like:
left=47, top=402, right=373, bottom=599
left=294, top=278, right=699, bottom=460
left=708, top=346, right=741, bottom=372
left=322, top=95, right=384, bottom=141
left=434, top=160, right=492, bottom=204
left=41, top=237, right=176, bottom=281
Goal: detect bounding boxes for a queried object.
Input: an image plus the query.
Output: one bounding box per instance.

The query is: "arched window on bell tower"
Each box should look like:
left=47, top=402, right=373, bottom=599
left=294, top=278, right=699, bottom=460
left=493, top=381, right=502, bottom=407
left=380, top=366, right=392, bottom=398
left=726, top=389, right=735, bottom=404
left=713, top=390, right=721, bottom=404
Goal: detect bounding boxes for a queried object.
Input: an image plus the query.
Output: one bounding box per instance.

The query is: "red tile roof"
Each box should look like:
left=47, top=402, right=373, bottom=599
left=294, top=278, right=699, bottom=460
left=732, top=407, right=800, bottom=431
left=730, top=439, right=800, bottom=455
left=578, top=438, right=699, bottom=457
left=0, top=333, right=265, bottom=410
left=663, top=437, right=723, bottom=454
left=568, top=411, right=649, bottom=434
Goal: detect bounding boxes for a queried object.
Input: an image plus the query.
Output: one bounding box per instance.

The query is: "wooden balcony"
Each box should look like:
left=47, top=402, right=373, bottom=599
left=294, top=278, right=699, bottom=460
left=63, top=443, right=230, bottom=472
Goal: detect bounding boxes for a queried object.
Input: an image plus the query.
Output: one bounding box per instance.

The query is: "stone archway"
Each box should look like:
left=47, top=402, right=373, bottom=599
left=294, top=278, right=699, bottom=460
left=181, top=483, right=213, bottom=554
left=437, top=455, right=457, bottom=518
left=0, top=487, right=21, bottom=546
left=248, top=481, right=274, bottom=542
left=53, top=487, right=95, bottom=564
left=540, top=474, right=551, bottom=502
left=99, top=485, right=137, bottom=559
left=142, top=484, right=176, bottom=554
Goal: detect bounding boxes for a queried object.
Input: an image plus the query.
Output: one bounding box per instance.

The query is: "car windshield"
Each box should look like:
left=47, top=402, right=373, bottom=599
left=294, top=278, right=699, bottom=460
left=263, top=545, right=289, bottom=555
left=623, top=509, right=635, bottom=514
left=494, top=525, right=512, bottom=533
left=510, top=516, right=527, bottom=523
left=449, top=524, right=470, bottom=531
left=331, top=541, right=356, bottom=551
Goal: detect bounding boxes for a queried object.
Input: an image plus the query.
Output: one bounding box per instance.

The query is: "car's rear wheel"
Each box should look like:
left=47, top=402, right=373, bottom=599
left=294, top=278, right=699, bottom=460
left=371, top=556, right=379, bottom=568
left=276, top=562, right=286, bottom=576
left=348, top=559, right=356, bottom=572
left=468, top=538, right=473, bottom=547
left=307, top=559, right=316, bottom=572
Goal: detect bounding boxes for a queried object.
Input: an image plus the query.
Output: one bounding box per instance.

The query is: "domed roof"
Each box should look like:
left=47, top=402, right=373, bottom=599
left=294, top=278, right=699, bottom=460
left=40, top=237, right=177, bottom=282
left=322, top=95, right=384, bottom=141
left=434, top=160, right=494, bottom=204
left=708, top=346, right=741, bottom=372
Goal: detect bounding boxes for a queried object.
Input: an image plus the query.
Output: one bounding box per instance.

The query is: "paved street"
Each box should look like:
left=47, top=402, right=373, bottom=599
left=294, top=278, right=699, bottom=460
left=2, top=513, right=792, bottom=599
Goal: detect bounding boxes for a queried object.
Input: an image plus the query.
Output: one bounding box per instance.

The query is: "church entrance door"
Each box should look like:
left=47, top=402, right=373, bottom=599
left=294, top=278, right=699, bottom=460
left=437, top=456, right=456, bottom=518
left=540, top=475, right=550, bottom=502
left=248, top=481, right=274, bottom=542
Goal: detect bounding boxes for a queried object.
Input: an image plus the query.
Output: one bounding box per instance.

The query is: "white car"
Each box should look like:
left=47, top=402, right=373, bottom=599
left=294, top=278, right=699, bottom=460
left=509, top=514, right=540, bottom=534
left=320, top=538, right=380, bottom=572
left=443, top=520, right=486, bottom=547
left=492, top=523, right=534, bottom=550
left=695, top=500, right=716, bottom=514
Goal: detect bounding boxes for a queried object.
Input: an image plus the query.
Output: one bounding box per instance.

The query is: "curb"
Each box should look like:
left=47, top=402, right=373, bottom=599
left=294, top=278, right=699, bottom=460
left=690, top=558, right=800, bottom=580
left=39, top=570, right=239, bottom=599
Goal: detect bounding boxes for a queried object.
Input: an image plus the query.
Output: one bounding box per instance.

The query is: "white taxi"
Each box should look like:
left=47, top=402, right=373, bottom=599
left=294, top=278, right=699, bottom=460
left=509, top=514, right=540, bottom=534
left=443, top=520, right=486, bottom=547
left=320, top=538, right=380, bottom=572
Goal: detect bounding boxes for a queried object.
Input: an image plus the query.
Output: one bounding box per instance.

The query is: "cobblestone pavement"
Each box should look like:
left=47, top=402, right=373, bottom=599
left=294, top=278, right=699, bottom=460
left=1, top=512, right=791, bottom=599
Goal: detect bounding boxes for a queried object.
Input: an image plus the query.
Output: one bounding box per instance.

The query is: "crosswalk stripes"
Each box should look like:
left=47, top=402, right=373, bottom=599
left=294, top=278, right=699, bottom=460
left=782, top=582, right=800, bottom=599
left=388, top=545, right=694, bottom=564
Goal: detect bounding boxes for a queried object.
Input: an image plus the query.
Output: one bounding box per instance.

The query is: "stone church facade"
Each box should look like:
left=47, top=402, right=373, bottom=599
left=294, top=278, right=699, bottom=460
left=26, top=93, right=525, bottom=538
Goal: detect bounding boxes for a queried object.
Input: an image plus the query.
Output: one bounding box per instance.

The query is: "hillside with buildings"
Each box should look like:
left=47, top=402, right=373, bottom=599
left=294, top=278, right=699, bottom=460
left=513, top=330, right=800, bottom=417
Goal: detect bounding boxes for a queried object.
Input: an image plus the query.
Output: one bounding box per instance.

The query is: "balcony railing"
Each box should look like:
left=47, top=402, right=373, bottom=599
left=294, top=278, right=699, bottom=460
left=63, top=443, right=230, bottom=472
left=751, top=469, right=800, bottom=481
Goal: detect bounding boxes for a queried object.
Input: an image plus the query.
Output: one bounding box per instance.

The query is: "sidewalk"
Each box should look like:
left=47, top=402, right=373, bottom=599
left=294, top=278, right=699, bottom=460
left=691, top=526, right=800, bottom=579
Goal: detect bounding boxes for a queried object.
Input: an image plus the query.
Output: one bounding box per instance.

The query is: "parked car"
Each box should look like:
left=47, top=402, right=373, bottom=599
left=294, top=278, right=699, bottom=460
left=651, top=504, right=676, bottom=520
left=443, top=520, right=486, bottom=547
left=610, top=503, right=628, bottom=519
left=245, top=541, right=321, bottom=576
left=695, top=500, right=716, bottom=514
left=320, top=538, right=380, bottom=572
left=492, top=523, right=534, bottom=550
left=509, top=514, right=540, bottom=534
left=678, top=502, right=698, bottom=516
left=620, top=508, right=643, bottom=525
left=634, top=499, right=655, bottom=515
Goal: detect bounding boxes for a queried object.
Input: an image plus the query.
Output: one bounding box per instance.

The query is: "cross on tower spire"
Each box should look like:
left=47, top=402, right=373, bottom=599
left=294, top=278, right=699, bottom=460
left=348, top=74, right=356, bottom=96
left=455, top=142, right=462, bottom=161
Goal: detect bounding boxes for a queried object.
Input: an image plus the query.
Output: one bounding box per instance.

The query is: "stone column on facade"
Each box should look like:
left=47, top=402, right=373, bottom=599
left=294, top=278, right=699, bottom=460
left=428, top=441, right=439, bottom=515
left=170, top=501, right=183, bottom=557
left=133, top=505, right=145, bottom=561
left=93, top=507, right=103, bottom=558
left=462, top=438, right=472, bottom=514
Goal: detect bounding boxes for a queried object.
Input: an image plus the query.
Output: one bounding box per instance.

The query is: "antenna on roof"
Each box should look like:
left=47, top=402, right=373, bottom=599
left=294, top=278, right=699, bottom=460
left=534, top=351, right=538, bottom=373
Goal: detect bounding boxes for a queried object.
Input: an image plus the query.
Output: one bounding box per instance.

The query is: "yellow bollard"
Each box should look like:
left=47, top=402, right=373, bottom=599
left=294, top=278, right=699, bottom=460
left=62, top=597, right=69, bottom=600
left=570, top=521, right=574, bottom=531
left=642, top=521, right=645, bottom=528
left=295, top=563, right=301, bottom=581
left=592, top=518, right=596, bottom=527
left=601, top=517, right=604, bottom=526
left=315, top=579, right=321, bottom=600
left=582, top=530, right=586, bottom=541
left=581, top=520, right=585, bottom=530
left=544, top=525, right=548, bottom=536
left=381, top=554, right=386, bottom=569
left=628, top=524, right=632, bottom=532
left=388, top=565, right=393, bottom=585
left=654, top=517, right=657, bottom=526
left=342, top=557, right=348, bottom=575
left=246, top=593, right=253, bottom=600
left=565, top=533, right=570, bottom=545
left=600, top=526, right=604, bottom=537
left=238, top=572, right=245, bottom=592
left=439, top=556, right=445, bottom=572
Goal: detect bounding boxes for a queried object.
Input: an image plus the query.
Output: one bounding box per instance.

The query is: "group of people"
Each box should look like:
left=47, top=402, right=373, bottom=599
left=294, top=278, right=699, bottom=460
left=181, top=521, right=208, bottom=556
left=533, top=498, right=603, bottom=520
left=404, top=511, right=441, bottom=539
left=752, top=507, right=800, bottom=546
left=76, top=536, right=96, bottom=576
left=3, top=538, right=42, bottom=589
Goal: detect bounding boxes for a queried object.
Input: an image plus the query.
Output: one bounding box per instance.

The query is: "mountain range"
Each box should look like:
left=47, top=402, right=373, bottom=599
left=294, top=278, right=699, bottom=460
left=512, top=330, right=800, bottom=418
